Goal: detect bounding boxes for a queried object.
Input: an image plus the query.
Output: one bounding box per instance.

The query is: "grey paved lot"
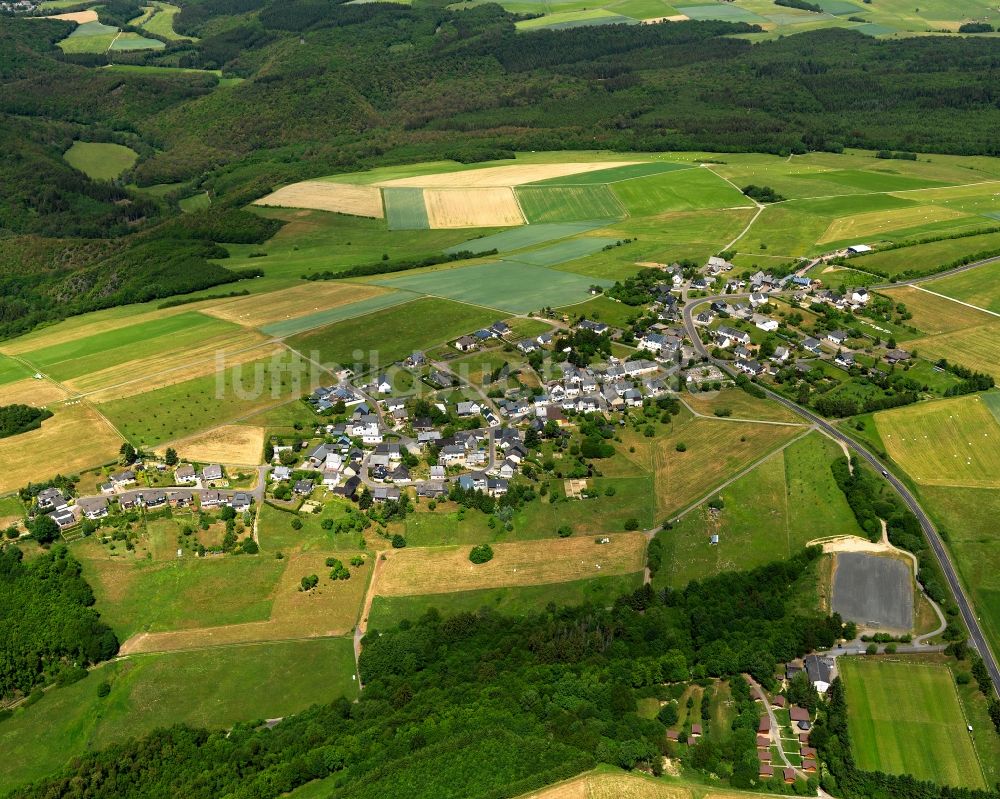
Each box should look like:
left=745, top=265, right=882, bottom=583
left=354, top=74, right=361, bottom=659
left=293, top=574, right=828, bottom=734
left=832, top=552, right=913, bottom=631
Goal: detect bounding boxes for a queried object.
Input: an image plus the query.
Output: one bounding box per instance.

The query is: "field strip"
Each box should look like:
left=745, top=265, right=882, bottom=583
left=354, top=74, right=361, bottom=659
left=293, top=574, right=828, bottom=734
left=912, top=285, right=1000, bottom=319
left=376, top=161, right=640, bottom=188
left=667, top=427, right=814, bottom=523
left=534, top=165, right=698, bottom=186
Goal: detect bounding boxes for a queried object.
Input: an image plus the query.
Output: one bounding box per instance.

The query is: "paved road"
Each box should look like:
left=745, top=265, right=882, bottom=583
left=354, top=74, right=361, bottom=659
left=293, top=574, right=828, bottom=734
left=682, top=294, right=1000, bottom=696
left=874, top=252, right=1000, bottom=288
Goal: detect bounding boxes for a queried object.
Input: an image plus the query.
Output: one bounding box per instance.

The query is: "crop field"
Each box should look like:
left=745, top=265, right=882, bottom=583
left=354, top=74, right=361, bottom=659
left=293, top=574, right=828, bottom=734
left=875, top=395, right=1000, bottom=488
left=377, top=260, right=607, bottom=314
left=254, top=181, right=384, bottom=218
left=515, top=185, right=625, bottom=223
left=368, top=573, right=643, bottom=630
left=44, top=8, right=98, bottom=21
left=63, top=141, right=138, bottom=180
left=0, top=637, right=358, bottom=792
left=424, top=187, right=524, bottom=228
left=20, top=311, right=240, bottom=383
left=383, top=187, right=430, bottom=230
left=444, top=221, right=610, bottom=255
left=94, top=352, right=308, bottom=446
left=649, top=417, right=804, bottom=516
left=848, top=231, right=1000, bottom=279
left=110, top=32, right=164, bottom=50
left=612, top=168, right=750, bottom=216
left=840, top=658, right=985, bottom=789
left=0, top=402, right=122, bottom=493
left=259, top=292, right=415, bottom=338
left=529, top=161, right=693, bottom=185
left=502, top=237, right=619, bottom=267
left=652, top=433, right=859, bottom=588
left=833, top=552, right=913, bottom=630
left=287, top=297, right=496, bottom=368
left=203, top=282, right=390, bottom=328
left=374, top=534, right=646, bottom=596
left=167, top=423, right=264, bottom=464
left=376, top=161, right=638, bottom=188
left=923, top=258, right=1000, bottom=313
left=56, top=20, right=118, bottom=52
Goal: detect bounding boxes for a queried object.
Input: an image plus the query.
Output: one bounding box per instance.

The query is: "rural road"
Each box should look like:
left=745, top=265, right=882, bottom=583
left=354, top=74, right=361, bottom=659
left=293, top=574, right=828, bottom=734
left=682, top=293, right=1000, bottom=696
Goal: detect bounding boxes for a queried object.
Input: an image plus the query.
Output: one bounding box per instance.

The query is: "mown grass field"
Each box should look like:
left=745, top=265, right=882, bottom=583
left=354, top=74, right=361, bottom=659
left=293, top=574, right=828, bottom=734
left=374, top=534, right=646, bottom=596
left=287, top=296, right=497, bottom=369
left=840, top=658, right=985, bottom=789
left=0, top=637, right=358, bottom=792
left=612, top=167, right=749, bottom=215
left=875, top=394, right=1000, bottom=488
left=63, top=141, right=138, bottom=180
left=515, top=185, right=625, bottom=223
left=923, top=258, right=1000, bottom=313
left=368, top=573, right=642, bottom=630
left=652, top=433, right=861, bottom=588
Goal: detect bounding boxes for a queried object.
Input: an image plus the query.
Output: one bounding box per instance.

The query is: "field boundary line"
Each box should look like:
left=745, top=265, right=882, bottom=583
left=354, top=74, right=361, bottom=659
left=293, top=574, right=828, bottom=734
left=911, top=285, right=1000, bottom=319
left=723, top=204, right=765, bottom=252
left=666, top=426, right=813, bottom=523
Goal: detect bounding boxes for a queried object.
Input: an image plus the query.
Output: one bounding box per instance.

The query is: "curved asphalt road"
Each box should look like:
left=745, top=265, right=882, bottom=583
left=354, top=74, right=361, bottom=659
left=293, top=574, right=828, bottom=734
left=683, top=293, right=1000, bottom=696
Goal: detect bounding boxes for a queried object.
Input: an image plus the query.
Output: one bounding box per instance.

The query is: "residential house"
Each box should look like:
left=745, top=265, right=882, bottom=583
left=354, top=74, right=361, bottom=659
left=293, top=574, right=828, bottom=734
left=272, top=465, right=292, bottom=482
left=885, top=348, right=911, bottom=365
left=498, top=459, right=516, bottom=480
left=749, top=291, right=769, bottom=307
left=490, top=321, right=510, bottom=337
left=753, top=314, right=779, bottom=332
left=374, top=374, right=392, bottom=394
left=577, top=319, right=608, bottom=334
left=454, top=336, right=477, bottom=352
left=372, top=486, right=401, bottom=503
left=293, top=479, right=314, bottom=496
left=835, top=351, right=856, bottom=368
left=790, top=706, right=811, bottom=731
left=36, top=487, right=68, bottom=511
left=110, top=470, right=137, bottom=487
left=851, top=288, right=870, bottom=305
left=456, top=401, right=482, bottom=417
left=717, top=326, right=751, bottom=346
left=694, top=310, right=714, bottom=326
left=201, top=464, right=224, bottom=482
left=804, top=653, right=834, bottom=694
left=231, top=493, right=251, bottom=512
left=48, top=508, right=77, bottom=530
left=77, top=496, right=108, bottom=520
left=735, top=359, right=764, bottom=377
left=516, top=339, right=537, bottom=354
left=758, top=764, right=774, bottom=780
left=826, top=330, right=848, bottom=346
left=536, top=332, right=553, bottom=346
left=417, top=481, right=447, bottom=498
left=168, top=490, right=194, bottom=508
left=801, top=337, right=821, bottom=354
left=174, top=464, right=196, bottom=484
left=772, top=346, right=790, bottom=363
left=333, top=475, right=361, bottom=500
left=405, top=351, right=426, bottom=368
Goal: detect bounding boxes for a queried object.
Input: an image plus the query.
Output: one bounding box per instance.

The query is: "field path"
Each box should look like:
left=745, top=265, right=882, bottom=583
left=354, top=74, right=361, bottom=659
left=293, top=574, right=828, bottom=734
left=353, top=549, right=389, bottom=689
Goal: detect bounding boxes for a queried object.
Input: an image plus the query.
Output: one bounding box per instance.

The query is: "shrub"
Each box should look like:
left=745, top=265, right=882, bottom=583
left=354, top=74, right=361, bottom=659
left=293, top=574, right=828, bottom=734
left=624, top=518, right=639, bottom=531
left=469, top=543, right=494, bottom=564
left=97, top=681, right=111, bottom=698
left=391, top=534, right=406, bottom=549
left=675, top=443, right=687, bottom=452
left=291, top=518, right=303, bottom=530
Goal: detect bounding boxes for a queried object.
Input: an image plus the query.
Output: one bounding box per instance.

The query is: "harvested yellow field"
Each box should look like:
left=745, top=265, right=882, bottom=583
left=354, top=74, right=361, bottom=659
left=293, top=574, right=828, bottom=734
left=819, top=205, right=967, bottom=244
left=907, top=322, right=1000, bottom=381
left=167, top=424, right=264, bottom=466
left=880, top=286, right=992, bottom=335
left=203, top=282, right=388, bottom=327
left=74, top=333, right=279, bottom=401
left=375, top=534, right=646, bottom=597
left=44, top=8, right=98, bottom=21
left=518, top=771, right=781, bottom=799
left=0, top=402, right=122, bottom=494
left=253, top=181, right=384, bottom=218
left=0, top=378, right=69, bottom=408
left=379, top=161, right=637, bottom=188
left=642, top=14, right=689, bottom=22
left=424, top=187, right=524, bottom=228
left=120, top=551, right=369, bottom=654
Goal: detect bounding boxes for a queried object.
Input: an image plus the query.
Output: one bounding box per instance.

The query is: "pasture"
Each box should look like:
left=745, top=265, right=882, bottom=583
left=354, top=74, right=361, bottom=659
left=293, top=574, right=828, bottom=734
left=839, top=658, right=985, bottom=789
left=56, top=20, right=118, bottom=52
left=0, top=355, right=31, bottom=385
left=652, top=433, right=860, bottom=588
left=424, top=187, right=524, bottom=228
left=254, top=181, right=384, bottom=218
left=515, top=185, right=625, bottom=223
left=875, top=394, right=1000, bottom=488
left=367, top=573, right=643, bottom=630
left=0, top=402, right=121, bottom=494
left=923, top=258, right=1000, bottom=314
left=376, top=261, right=607, bottom=314
left=95, top=351, right=308, bottom=446
left=0, top=637, right=358, bottom=791
left=818, top=205, right=969, bottom=246
left=286, top=297, right=496, bottom=369
left=848, top=230, right=1000, bottom=279
left=373, top=534, right=647, bottom=596
left=63, top=141, right=138, bottom=180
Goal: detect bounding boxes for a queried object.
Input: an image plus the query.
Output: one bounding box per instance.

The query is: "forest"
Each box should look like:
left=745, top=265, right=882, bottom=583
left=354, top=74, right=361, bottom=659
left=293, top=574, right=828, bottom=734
left=0, top=405, right=53, bottom=439
left=0, top=546, right=119, bottom=701
left=2, top=4, right=1000, bottom=337
left=9, top=548, right=851, bottom=798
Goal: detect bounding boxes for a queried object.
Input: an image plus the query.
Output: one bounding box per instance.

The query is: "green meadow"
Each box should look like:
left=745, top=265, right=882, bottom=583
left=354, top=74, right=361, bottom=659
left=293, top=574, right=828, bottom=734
left=63, top=141, right=138, bottom=181
left=0, top=637, right=358, bottom=791
left=515, top=185, right=625, bottom=223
